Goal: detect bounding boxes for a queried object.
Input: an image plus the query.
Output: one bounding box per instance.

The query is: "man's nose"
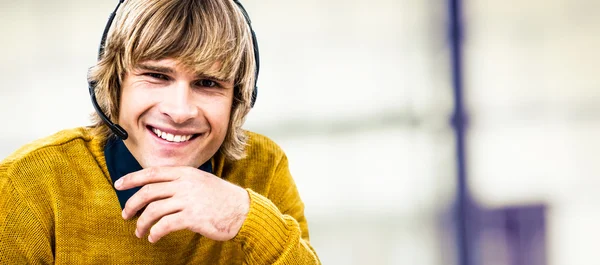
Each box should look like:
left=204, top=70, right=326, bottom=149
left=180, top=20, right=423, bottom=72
left=159, top=82, right=199, bottom=124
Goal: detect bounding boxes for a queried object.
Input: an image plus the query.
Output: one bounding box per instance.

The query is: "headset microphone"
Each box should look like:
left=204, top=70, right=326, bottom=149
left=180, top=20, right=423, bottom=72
left=88, top=0, right=127, bottom=140
left=88, top=80, right=129, bottom=140
left=88, top=0, right=260, bottom=141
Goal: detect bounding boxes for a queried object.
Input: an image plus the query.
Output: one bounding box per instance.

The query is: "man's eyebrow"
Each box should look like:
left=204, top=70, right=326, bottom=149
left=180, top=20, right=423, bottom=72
left=136, top=63, right=174, bottom=74
left=136, top=63, right=232, bottom=84
left=198, top=74, right=230, bottom=84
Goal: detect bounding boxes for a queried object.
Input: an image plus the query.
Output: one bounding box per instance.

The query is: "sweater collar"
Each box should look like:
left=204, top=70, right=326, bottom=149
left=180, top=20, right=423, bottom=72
left=104, top=137, right=212, bottom=209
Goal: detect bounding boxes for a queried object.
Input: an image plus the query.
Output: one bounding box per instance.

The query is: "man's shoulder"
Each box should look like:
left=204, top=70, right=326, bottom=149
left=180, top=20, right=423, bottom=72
left=0, top=127, right=98, bottom=172
left=217, top=131, right=289, bottom=193
left=244, top=131, right=286, bottom=162
left=217, top=131, right=287, bottom=180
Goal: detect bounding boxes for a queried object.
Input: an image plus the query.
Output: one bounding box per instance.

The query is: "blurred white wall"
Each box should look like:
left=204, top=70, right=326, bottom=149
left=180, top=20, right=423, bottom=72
left=465, top=0, right=600, bottom=264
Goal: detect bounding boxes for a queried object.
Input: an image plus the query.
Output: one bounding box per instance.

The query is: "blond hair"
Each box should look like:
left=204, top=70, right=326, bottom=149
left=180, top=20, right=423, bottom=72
left=88, top=0, right=256, bottom=160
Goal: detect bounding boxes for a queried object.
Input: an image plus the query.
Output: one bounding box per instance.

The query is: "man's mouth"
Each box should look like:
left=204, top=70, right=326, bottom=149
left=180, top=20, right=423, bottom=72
left=149, top=126, right=200, bottom=143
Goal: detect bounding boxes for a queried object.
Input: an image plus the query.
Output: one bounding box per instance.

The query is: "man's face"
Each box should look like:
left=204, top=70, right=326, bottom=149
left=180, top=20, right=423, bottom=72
left=118, top=58, right=234, bottom=168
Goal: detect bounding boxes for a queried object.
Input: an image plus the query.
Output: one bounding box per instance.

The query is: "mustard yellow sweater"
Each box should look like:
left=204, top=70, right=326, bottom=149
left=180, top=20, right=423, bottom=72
left=0, top=127, right=320, bottom=264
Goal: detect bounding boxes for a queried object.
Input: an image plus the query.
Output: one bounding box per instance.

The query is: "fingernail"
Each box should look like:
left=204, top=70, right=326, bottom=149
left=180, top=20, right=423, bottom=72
left=114, top=178, right=123, bottom=189
left=148, top=235, right=154, bottom=243
left=135, top=229, right=140, bottom=238
left=121, top=210, right=127, bottom=219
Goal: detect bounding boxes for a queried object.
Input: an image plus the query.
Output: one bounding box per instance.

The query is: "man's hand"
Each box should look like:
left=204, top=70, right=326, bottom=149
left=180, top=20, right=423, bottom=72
left=113, top=167, right=250, bottom=243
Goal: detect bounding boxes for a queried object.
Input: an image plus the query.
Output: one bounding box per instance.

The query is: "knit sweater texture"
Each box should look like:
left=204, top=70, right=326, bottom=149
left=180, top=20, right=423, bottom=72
left=0, top=127, right=320, bottom=264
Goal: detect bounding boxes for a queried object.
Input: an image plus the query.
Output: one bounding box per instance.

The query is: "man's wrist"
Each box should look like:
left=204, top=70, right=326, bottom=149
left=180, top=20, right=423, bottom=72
left=232, top=189, right=297, bottom=251
left=228, top=187, right=250, bottom=239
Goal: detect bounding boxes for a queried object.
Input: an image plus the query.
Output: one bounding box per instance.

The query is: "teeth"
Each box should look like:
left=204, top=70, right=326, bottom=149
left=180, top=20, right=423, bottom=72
left=152, top=128, right=194, bottom=143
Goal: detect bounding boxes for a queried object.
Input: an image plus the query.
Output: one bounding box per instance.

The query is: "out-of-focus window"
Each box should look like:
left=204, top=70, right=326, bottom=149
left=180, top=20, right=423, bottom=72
left=465, top=0, right=600, bottom=264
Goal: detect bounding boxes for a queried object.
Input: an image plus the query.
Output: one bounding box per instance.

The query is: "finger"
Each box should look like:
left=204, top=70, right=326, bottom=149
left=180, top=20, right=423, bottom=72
left=122, top=182, right=175, bottom=219
left=135, top=199, right=182, bottom=239
left=115, top=167, right=180, bottom=190
left=148, top=212, right=187, bottom=243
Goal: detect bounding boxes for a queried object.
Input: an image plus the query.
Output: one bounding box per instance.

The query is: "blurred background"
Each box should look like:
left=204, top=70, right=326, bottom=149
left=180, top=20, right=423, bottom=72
left=1, top=0, right=599, bottom=264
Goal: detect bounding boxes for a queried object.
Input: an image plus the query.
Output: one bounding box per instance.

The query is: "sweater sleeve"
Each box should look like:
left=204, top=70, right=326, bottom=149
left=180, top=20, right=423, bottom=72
left=0, top=175, right=54, bottom=264
left=233, top=154, right=320, bottom=264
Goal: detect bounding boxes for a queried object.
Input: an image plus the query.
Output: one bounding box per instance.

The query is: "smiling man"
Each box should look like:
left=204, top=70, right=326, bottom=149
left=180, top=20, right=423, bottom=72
left=0, top=0, right=320, bottom=264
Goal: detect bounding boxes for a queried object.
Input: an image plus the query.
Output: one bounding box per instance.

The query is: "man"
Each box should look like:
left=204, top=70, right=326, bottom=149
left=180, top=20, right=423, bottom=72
left=0, top=0, right=320, bottom=264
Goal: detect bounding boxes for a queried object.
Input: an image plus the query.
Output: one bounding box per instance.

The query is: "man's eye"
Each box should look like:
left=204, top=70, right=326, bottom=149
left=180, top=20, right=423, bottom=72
left=145, top=73, right=169, bottom=80
left=196, top=79, right=217, bottom=88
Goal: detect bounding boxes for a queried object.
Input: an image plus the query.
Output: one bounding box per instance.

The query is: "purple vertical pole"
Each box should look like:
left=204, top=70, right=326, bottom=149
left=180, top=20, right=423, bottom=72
left=446, top=3, right=548, bottom=264
left=448, top=0, right=472, bottom=265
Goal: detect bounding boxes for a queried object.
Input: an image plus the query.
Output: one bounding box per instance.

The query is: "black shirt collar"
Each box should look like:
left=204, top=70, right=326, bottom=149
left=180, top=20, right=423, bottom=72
left=104, top=137, right=212, bottom=209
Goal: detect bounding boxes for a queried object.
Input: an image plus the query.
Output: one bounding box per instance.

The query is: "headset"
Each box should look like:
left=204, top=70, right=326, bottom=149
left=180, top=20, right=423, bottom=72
left=88, top=0, right=260, bottom=140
